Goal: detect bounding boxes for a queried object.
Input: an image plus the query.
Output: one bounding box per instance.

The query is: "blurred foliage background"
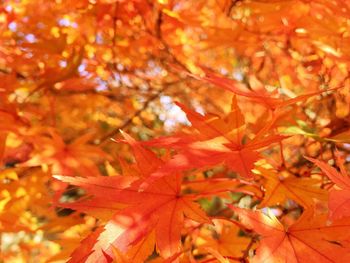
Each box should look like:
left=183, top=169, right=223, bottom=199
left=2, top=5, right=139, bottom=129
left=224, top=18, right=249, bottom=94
left=1, top=0, right=350, bottom=262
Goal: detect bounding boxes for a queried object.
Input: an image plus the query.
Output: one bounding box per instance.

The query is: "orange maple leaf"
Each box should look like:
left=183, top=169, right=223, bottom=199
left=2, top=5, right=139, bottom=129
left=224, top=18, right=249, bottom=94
left=196, top=219, right=250, bottom=259
left=230, top=206, right=350, bottom=263
left=56, top=173, right=210, bottom=262
left=257, top=167, right=328, bottom=208
left=24, top=130, right=108, bottom=176
left=141, top=97, right=285, bottom=188
left=55, top=133, right=211, bottom=262
left=306, top=155, right=350, bottom=220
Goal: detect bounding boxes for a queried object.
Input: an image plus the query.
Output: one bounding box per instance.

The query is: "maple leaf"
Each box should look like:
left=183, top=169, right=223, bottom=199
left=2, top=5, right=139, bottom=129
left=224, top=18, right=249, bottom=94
left=56, top=173, right=210, bottom=262
left=196, top=219, right=250, bottom=259
left=141, top=97, right=285, bottom=187
left=230, top=206, right=350, bottom=263
left=258, top=167, right=328, bottom=208
left=23, top=130, right=108, bottom=176
left=306, top=155, right=350, bottom=220
left=55, top=134, right=211, bottom=262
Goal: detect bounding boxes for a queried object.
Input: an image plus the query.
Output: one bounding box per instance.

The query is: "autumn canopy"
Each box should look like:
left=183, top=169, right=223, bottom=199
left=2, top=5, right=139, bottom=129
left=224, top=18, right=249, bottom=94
left=2, top=0, right=350, bottom=262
